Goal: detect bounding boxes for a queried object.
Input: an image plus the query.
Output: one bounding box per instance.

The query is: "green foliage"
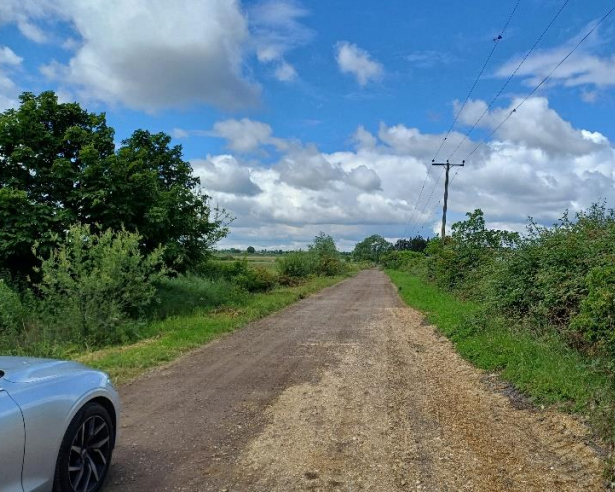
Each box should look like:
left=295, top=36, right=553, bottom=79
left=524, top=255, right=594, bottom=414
left=570, top=265, right=615, bottom=351
left=276, top=252, right=316, bottom=278
left=426, top=209, right=519, bottom=291
left=276, top=233, right=344, bottom=278
left=0, top=280, right=24, bottom=336
left=352, top=234, right=393, bottom=263
left=247, top=246, right=256, bottom=254
left=34, top=224, right=166, bottom=344
left=151, top=275, right=244, bottom=319
left=380, top=250, right=424, bottom=270
left=308, top=232, right=344, bottom=276
left=196, top=258, right=278, bottom=292
left=394, top=236, right=428, bottom=253
left=234, top=267, right=279, bottom=292
left=0, top=91, right=228, bottom=279
left=388, top=270, right=613, bottom=412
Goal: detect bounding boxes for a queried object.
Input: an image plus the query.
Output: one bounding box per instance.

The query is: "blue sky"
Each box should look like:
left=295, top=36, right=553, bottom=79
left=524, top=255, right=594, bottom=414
left=1, top=0, right=614, bottom=250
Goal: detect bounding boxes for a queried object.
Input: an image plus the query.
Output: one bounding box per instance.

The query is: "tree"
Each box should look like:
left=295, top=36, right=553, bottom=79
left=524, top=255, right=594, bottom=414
left=0, top=91, right=229, bottom=278
left=247, top=246, right=256, bottom=254
left=395, top=236, right=428, bottom=253
left=308, top=232, right=343, bottom=276
left=352, top=235, right=393, bottom=263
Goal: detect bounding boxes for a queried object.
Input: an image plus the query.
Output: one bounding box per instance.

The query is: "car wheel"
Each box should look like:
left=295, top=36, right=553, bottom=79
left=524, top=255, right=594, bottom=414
left=53, top=402, right=115, bottom=492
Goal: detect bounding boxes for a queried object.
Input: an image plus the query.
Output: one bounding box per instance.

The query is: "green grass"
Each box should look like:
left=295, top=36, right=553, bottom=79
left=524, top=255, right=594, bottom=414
left=387, top=270, right=614, bottom=413
left=77, top=273, right=355, bottom=384
left=214, top=254, right=279, bottom=271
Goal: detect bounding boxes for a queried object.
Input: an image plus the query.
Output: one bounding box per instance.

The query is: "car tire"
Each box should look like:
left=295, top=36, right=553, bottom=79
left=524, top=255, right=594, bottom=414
left=53, top=402, right=115, bottom=492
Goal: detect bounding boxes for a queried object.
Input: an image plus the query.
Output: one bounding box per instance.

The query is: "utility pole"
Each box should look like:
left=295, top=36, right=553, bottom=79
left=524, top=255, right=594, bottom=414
left=432, top=160, right=464, bottom=240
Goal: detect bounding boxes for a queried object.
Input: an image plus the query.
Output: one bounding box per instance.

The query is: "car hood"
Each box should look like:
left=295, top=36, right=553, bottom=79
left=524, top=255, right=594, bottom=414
left=0, top=356, right=90, bottom=383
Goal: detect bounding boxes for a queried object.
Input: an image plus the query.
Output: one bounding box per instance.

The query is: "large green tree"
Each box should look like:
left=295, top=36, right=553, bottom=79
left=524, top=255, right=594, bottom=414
left=352, top=234, right=393, bottom=263
left=0, top=91, right=228, bottom=278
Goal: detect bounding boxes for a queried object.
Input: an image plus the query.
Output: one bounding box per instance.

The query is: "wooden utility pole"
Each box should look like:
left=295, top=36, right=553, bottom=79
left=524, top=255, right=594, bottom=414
left=432, top=160, right=464, bottom=240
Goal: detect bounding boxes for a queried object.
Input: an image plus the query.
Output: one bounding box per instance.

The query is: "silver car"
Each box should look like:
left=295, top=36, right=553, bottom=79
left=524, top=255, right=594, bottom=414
left=0, top=357, right=120, bottom=492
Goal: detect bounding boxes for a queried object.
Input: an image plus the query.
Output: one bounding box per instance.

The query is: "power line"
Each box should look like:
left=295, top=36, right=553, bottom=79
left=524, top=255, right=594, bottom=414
left=447, top=0, right=571, bottom=160
left=409, top=167, right=445, bottom=237
left=402, top=0, right=523, bottom=239
left=431, top=0, right=522, bottom=162
left=464, top=3, right=615, bottom=161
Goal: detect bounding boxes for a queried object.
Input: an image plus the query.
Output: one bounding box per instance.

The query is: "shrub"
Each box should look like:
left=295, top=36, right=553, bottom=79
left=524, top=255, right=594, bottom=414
left=381, top=250, right=424, bottom=270
left=34, top=224, right=167, bottom=344
left=570, top=265, right=615, bottom=352
left=0, top=280, right=24, bottom=335
left=308, top=232, right=345, bottom=276
left=152, top=275, right=244, bottom=318
left=234, top=267, right=278, bottom=293
left=198, top=259, right=249, bottom=280
left=276, top=252, right=316, bottom=278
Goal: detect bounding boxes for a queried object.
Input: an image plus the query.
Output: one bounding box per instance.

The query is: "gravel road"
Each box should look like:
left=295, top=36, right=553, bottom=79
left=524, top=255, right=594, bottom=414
left=107, top=269, right=605, bottom=491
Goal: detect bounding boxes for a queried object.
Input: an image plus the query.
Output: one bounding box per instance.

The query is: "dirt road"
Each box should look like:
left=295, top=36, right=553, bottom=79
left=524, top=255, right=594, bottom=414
left=107, top=269, right=605, bottom=491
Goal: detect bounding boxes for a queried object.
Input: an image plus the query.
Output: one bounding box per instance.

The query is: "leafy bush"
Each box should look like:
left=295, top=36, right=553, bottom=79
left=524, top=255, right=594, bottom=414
left=152, top=275, right=244, bottom=318
left=352, top=234, right=393, bottom=263
left=308, top=232, right=345, bottom=276
left=34, top=224, right=166, bottom=344
left=380, top=250, right=424, bottom=270
left=570, top=265, right=615, bottom=352
left=426, top=210, right=519, bottom=291
left=0, top=280, right=24, bottom=335
left=277, top=252, right=316, bottom=278
left=419, top=204, right=615, bottom=355
left=234, top=267, right=278, bottom=292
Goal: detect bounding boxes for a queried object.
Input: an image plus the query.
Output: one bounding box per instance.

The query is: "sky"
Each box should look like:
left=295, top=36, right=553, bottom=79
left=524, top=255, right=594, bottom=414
left=0, top=0, right=614, bottom=251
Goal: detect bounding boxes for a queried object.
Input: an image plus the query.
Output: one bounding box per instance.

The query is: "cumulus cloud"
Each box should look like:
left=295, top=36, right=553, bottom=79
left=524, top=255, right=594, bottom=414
left=274, top=61, right=298, bottom=82
left=346, top=165, right=382, bottom=191
left=456, top=97, right=607, bottom=156
left=192, top=155, right=262, bottom=197
left=9, top=0, right=259, bottom=111
left=277, top=145, right=346, bottom=190
left=0, top=45, right=23, bottom=111
left=496, top=23, right=615, bottom=93
left=212, top=118, right=288, bottom=153
left=202, top=101, right=615, bottom=250
left=335, top=41, right=383, bottom=86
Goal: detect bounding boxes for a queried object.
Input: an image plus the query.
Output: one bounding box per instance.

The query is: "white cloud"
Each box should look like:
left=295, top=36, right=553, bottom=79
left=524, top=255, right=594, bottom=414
left=192, top=155, right=262, bottom=197
left=346, top=165, right=382, bottom=191
left=0, top=1, right=50, bottom=43
left=335, top=41, right=383, bottom=86
left=277, top=145, right=346, bottom=190
left=353, top=126, right=377, bottom=150
left=250, top=0, right=312, bottom=82
left=456, top=97, right=607, bottom=156
left=0, top=45, right=23, bottom=112
left=274, top=61, right=298, bottom=82
left=0, top=46, right=22, bottom=66
left=204, top=101, right=615, bottom=250
left=16, top=0, right=259, bottom=111
left=496, top=23, right=615, bottom=93
left=212, top=118, right=288, bottom=153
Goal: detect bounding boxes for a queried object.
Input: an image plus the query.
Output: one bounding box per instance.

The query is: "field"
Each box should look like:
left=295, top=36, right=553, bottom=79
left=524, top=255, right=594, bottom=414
left=214, top=253, right=279, bottom=271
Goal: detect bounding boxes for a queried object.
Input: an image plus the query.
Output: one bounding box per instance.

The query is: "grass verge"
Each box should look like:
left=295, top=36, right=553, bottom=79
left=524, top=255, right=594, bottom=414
left=77, top=273, right=355, bottom=384
left=387, top=270, right=614, bottom=415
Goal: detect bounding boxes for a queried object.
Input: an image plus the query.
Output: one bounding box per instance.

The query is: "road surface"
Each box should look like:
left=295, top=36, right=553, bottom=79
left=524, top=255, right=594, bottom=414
left=107, top=269, right=605, bottom=491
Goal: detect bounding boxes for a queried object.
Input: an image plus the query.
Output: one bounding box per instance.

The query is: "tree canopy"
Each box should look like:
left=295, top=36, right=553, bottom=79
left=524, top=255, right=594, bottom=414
left=352, top=234, right=393, bottom=262
left=0, top=91, right=228, bottom=279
